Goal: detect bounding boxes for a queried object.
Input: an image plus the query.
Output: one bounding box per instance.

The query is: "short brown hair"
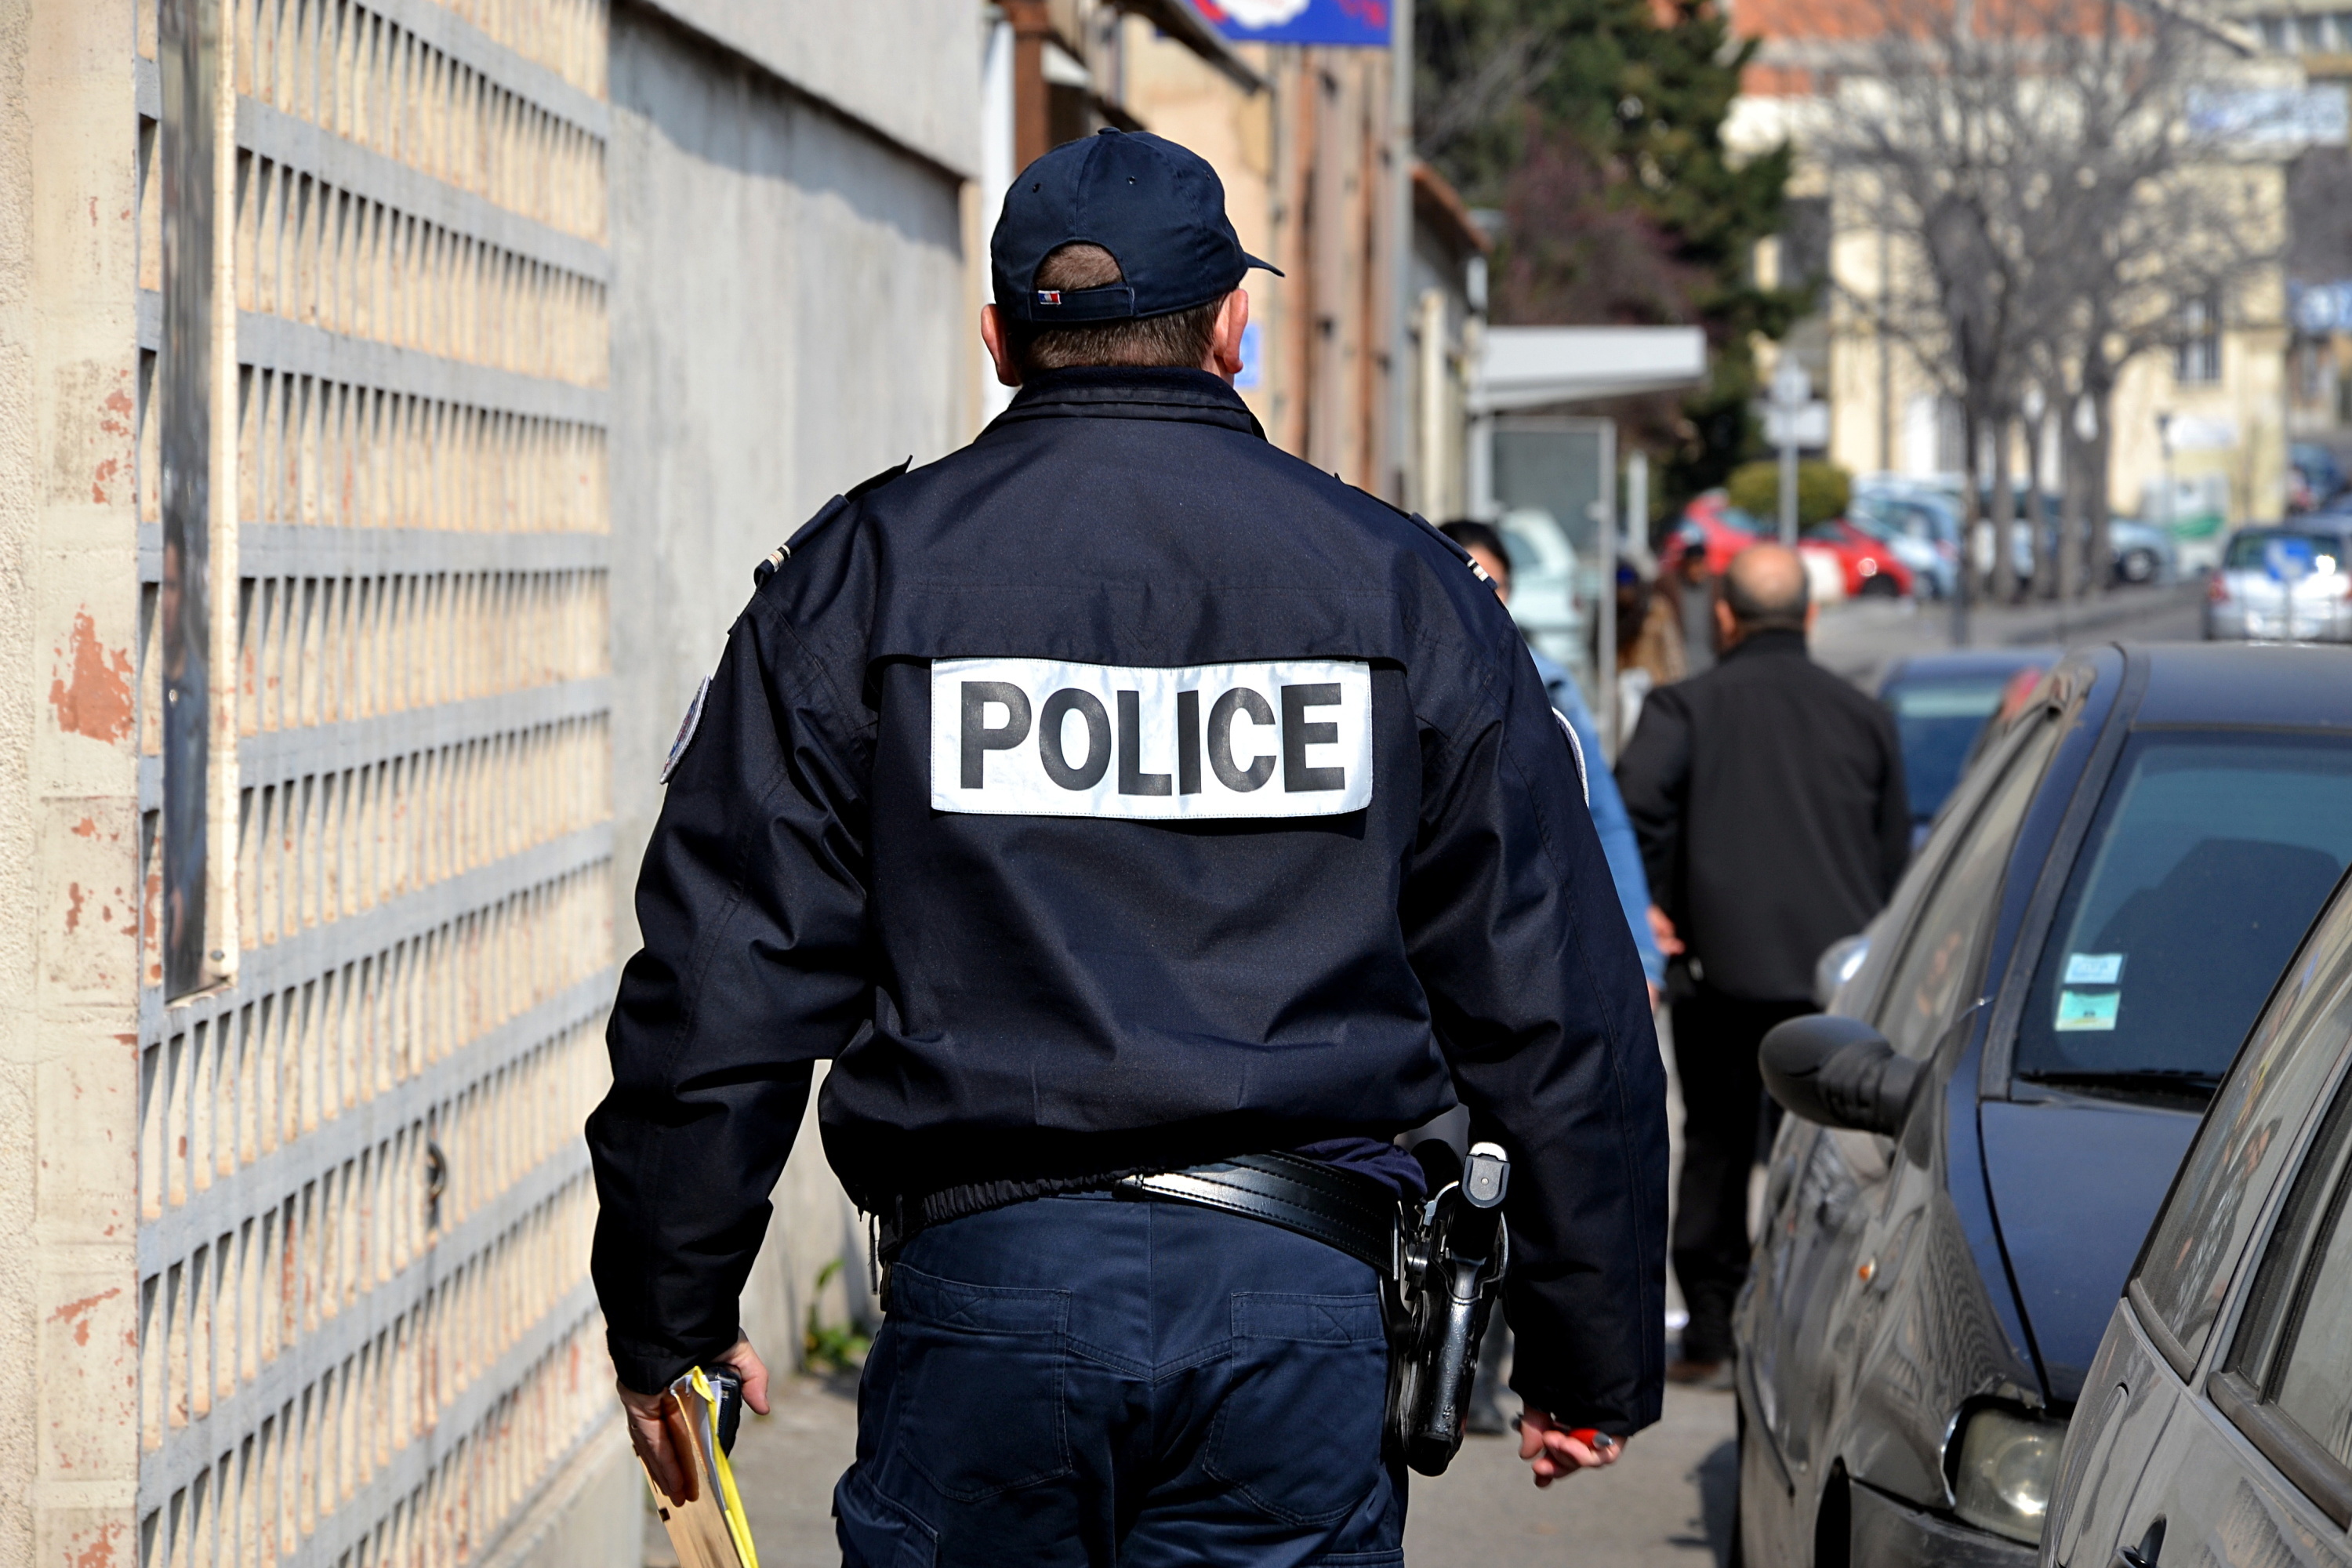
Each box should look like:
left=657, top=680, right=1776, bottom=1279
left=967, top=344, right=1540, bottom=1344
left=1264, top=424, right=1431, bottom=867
left=1009, top=243, right=1224, bottom=374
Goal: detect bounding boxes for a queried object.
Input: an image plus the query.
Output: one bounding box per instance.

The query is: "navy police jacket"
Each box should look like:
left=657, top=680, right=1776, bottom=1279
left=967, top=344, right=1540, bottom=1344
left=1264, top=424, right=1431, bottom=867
left=587, top=367, right=1668, bottom=1435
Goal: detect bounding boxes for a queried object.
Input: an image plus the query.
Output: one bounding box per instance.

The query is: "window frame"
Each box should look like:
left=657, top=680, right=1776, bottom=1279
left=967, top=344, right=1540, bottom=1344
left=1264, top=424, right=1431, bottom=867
left=2210, top=1058, right=2352, bottom=1527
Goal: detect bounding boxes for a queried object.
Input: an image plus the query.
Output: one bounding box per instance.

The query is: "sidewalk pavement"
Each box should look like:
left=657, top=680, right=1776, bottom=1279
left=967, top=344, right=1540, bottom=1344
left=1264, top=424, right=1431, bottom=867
left=644, top=1374, right=1737, bottom=1568
left=1810, top=579, right=2205, bottom=687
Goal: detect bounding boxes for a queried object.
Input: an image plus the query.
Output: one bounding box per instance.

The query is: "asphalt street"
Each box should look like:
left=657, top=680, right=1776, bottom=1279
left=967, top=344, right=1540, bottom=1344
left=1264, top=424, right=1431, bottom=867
left=1809, top=578, right=2205, bottom=686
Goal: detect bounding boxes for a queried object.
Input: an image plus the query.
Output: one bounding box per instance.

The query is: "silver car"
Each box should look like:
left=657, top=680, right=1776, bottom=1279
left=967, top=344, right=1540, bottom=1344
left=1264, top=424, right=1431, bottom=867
left=2205, top=524, right=2352, bottom=642
left=2039, top=870, right=2352, bottom=1568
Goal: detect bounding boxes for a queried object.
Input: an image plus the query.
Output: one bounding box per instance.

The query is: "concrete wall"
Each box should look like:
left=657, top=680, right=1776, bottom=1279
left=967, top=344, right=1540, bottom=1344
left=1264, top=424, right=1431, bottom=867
left=606, top=0, right=975, bottom=1367
left=0, top=2, right=143, bottom=1563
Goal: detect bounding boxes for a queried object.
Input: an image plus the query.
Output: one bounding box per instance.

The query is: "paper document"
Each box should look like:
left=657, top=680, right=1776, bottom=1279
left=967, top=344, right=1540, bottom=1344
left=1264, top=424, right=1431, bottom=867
left=645, top=1367, right=760, bottom=1568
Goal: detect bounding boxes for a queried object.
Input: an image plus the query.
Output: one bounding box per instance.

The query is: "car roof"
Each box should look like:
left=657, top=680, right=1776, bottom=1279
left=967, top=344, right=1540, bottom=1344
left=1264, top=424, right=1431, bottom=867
left=2126, top=642, right=2352, bottom=728
left=1879, top=648, right=2063, bottom=688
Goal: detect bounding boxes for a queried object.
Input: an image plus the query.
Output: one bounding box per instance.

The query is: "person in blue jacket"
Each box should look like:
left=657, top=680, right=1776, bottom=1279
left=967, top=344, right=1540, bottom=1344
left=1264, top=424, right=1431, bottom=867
left=1440, top=523, right=1665, bottom=1006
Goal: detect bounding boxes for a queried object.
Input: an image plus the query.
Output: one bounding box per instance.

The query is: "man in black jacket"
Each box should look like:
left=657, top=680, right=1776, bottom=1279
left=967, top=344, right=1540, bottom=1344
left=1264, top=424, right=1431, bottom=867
left=1617, top=543, right=1908, bottom=1382
left=589, top=129, right=1665, bottom=1566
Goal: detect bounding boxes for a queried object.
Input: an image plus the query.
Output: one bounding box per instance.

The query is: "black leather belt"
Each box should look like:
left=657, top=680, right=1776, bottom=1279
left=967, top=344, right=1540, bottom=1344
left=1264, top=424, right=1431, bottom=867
left=1115, top=1151, right=1401, bottom=1276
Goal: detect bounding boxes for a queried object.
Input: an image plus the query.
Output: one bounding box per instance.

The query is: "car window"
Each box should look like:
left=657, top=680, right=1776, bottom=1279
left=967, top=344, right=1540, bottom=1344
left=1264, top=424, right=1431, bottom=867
left=2013, top=735, right=2352, bottom=1097
left=2224, top=531, right=2350, bottom=572
left=1882, top=675, right=2018, bottom=825
left=1872, top=710, right=2063, bottom=1058
left=2135, top=894, right=2352, bottom=1375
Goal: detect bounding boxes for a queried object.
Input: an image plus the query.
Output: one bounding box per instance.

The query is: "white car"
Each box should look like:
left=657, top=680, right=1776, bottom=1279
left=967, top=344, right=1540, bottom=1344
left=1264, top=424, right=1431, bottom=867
left=2204, top=524, right=2352, bottom=643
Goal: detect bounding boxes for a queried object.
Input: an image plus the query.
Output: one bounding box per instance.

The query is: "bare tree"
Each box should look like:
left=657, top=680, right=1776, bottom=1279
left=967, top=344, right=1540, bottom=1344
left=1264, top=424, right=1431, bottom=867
left=1822, top=0, right=2281, bottom=619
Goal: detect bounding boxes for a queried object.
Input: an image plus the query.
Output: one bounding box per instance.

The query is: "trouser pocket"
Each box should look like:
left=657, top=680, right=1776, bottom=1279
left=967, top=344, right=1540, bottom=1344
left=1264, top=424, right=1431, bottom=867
left=835, top=1469, right=938, bottom=1568
left=1206, top=1291, right=1389, bottom=1526
left=883, top=1262, right=1074, bottom=1502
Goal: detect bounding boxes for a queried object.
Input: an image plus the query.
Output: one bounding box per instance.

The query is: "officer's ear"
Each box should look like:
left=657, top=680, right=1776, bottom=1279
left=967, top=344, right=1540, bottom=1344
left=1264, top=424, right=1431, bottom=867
left=981, top=303, right=1024, bottom=390
left=1205, top=290, right=1250, bottom=383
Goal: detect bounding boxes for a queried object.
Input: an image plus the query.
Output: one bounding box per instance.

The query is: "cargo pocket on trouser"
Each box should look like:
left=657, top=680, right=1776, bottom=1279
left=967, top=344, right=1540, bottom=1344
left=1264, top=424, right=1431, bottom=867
left=837, top=1469, right=939, bottom=1568
left=1205, top=1291, right=1390, bottom=1526
left=885, top=1263, right=1075, bottom=1503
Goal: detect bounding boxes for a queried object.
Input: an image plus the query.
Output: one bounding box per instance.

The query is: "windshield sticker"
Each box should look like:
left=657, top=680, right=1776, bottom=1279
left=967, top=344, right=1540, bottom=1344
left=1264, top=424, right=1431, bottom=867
left=2063, top=952, right=2126, bottom=985
left=2055, top=989, right=2122, bottom=1032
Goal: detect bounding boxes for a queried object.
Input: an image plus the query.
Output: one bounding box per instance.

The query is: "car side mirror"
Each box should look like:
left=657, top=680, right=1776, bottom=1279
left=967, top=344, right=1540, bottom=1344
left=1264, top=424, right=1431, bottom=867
left=1759, top=1014, right=1922, bottom=1138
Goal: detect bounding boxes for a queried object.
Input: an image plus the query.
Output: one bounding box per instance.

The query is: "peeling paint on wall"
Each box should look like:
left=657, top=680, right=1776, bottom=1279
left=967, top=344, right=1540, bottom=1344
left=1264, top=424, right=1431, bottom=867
left=48, top=612, right=134, bottom=744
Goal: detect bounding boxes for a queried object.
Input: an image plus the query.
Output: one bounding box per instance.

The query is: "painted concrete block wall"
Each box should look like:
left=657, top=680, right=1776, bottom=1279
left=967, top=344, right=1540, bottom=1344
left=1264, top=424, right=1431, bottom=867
left=606, top=2, right=973, bottom=1371
left=0, top=2, right=144, bottom=1563
left=636, top=0, right=982, bottom=182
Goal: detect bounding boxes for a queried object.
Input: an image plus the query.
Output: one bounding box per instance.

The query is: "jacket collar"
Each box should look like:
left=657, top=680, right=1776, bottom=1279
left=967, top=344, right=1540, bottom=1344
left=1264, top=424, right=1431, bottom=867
left=1722, top=626, right=1810, bottom=662
left=988, top=366, right=1266, bottom=441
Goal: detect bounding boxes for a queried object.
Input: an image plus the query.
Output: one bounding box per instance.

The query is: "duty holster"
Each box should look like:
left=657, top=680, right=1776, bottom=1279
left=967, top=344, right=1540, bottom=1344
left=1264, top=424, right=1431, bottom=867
left=1385, top=1141, right=1511, bottom=1477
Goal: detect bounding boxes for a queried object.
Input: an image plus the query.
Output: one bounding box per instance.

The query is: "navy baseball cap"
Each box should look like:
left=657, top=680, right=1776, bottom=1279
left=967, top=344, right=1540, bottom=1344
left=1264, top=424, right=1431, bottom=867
left=992, top=129, right=1280, bottom=325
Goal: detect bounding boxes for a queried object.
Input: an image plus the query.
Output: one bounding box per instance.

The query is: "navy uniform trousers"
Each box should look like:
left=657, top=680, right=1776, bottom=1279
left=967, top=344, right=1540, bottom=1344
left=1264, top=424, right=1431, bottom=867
left=833, top=1192, right=1407, bottom=1567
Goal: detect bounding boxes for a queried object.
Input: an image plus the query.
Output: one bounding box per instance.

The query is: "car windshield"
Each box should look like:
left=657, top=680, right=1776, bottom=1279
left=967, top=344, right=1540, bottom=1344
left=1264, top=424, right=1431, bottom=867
left=2223, top=531, right=2348, bottom=573
left=2014, top=732, right=2352, bottom=1099
left=1882, top=676, right=2016, bottom=822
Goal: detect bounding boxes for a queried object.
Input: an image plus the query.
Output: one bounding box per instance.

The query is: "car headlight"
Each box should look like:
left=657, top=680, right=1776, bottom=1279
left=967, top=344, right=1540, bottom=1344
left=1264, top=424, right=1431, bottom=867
left=1951, top=1406, right=2067, bottom=1544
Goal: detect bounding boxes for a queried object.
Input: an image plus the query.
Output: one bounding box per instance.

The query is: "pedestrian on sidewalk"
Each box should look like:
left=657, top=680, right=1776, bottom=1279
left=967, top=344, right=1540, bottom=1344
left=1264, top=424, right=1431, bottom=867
left=590, top=128, right=1665, bottom=1566
left=1616, top=543, right=1909, bottom=1385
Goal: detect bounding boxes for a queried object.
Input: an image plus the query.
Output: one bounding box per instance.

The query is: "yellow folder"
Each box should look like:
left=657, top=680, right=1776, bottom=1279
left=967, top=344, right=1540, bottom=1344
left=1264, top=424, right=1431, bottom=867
left=644, top=1367, right=760, bottom=1568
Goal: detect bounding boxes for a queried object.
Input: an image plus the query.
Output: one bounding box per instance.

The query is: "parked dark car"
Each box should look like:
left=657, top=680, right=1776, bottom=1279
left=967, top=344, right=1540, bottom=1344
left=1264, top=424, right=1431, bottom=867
left=1878, top=650, right=2060, bottom=848
left=1736, top=643, right=2352, bottom=1566
left=2039, top=868, right=2352, bottom=1568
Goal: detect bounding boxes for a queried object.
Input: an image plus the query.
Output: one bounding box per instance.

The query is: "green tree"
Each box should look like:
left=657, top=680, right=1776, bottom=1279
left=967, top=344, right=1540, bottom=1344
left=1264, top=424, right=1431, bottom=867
left=1417, top=0, right=1805, bottom=528
left=1726, top=459, right=1849, bottom=531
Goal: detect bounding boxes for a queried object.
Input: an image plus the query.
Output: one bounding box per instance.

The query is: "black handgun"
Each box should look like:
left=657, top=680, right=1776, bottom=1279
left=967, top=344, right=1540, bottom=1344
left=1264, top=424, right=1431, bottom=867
left=1388, top=1141, right=1510, bottom=1476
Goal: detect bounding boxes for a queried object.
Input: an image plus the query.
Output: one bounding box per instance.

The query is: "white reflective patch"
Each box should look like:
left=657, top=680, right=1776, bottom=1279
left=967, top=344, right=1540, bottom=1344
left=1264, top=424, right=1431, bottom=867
left=1552, top=709, right=1588, bottom=804
left=931, top=656, right=1374, bottom=819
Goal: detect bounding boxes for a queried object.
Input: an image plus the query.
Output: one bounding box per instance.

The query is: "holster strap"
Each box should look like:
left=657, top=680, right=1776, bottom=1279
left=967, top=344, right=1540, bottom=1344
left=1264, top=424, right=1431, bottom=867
left=1115, top=1151, right=1400, bottom=1277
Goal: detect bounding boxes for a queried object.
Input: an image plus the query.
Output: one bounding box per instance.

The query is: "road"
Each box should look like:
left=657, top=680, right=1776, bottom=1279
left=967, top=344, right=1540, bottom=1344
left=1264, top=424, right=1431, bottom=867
left=1810, top=579, right=2204, bottom=686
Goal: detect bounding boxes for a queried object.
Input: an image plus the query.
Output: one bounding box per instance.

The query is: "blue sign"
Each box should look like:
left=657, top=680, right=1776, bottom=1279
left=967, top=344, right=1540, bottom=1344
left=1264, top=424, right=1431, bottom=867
left=2265, top=535, right=2317, bottom=583
left=1197, top=0, right=1391, bottom=46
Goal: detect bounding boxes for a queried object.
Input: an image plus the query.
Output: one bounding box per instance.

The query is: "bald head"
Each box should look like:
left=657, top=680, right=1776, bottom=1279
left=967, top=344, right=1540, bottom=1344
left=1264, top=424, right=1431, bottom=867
left=1722, top=544, right=1809, bottom=633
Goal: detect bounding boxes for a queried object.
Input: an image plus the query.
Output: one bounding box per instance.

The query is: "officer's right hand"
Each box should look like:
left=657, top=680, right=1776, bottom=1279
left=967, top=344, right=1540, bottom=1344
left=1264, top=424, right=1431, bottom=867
left=619, top=1335, right=773, bottom=1504
left=1516, top=1406, right=1625, bottom=1488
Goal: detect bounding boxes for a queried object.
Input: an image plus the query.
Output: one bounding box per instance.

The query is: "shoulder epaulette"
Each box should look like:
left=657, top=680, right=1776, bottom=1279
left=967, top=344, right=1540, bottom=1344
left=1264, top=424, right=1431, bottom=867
left=752, top=457, right=913, bottom=589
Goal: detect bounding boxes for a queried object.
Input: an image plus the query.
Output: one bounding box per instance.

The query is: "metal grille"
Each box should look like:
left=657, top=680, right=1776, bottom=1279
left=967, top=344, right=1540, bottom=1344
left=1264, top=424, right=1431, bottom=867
left=135, top=1, right=615, bottom=1563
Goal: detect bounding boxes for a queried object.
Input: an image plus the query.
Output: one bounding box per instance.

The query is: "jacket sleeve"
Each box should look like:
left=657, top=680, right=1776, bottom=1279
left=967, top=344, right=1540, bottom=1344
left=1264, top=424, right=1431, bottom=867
left=1402, top=611, right=1669, bottom=1436
left=1613, top=686, right=1693, bottom=925
left=586, top=577, right=875, bottom=1394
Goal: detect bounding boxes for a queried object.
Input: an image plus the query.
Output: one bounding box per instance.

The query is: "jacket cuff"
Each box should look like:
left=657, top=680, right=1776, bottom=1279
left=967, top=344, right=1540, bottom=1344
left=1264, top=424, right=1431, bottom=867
left=605, top=1325, right=740, bottom=1398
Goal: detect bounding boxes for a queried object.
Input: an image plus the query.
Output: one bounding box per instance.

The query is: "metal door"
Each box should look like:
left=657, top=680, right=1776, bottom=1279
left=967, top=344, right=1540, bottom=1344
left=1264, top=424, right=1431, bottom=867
left=136, top=1, right=615, bottom=1562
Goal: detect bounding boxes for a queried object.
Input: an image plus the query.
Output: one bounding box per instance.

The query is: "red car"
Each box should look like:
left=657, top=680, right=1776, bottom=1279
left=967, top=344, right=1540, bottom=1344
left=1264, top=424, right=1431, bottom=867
left=1664, top=498, right=1916, bottom=600
left=1663, top=494, right=1770, bottom=575
left=1800, top=518, right=1915, bottom=598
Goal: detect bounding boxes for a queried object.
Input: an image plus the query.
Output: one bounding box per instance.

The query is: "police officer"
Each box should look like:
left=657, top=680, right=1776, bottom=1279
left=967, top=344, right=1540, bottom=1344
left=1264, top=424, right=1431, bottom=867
left=589, top=128, right=1667, bottom=1566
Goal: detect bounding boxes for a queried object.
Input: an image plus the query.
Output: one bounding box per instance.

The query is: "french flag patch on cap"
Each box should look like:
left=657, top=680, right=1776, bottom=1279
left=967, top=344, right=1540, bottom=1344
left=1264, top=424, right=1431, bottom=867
left=1036, top=289, right=1062, bottom=306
